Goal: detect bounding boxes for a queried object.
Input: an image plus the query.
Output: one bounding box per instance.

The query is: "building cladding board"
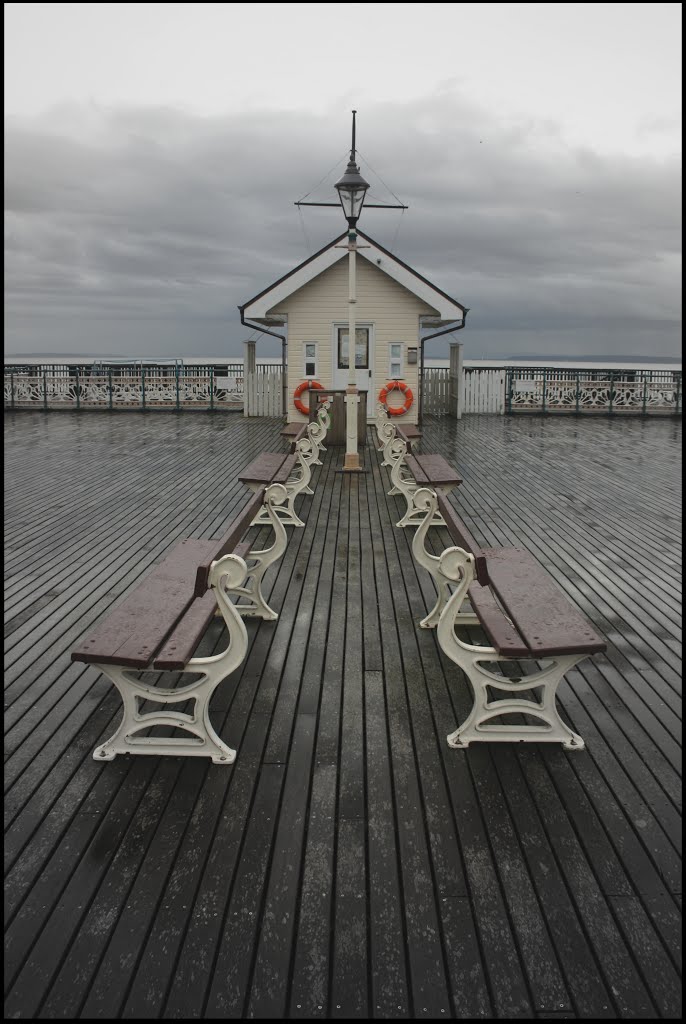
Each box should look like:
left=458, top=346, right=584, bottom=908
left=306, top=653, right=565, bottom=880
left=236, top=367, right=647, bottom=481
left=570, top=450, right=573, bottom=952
left=270, top=257, right=439, bottom=424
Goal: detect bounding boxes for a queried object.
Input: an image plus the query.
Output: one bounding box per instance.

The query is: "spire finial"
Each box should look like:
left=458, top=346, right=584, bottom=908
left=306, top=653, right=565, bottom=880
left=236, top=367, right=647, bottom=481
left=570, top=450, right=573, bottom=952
left=351, top=110, right=357, bottom=162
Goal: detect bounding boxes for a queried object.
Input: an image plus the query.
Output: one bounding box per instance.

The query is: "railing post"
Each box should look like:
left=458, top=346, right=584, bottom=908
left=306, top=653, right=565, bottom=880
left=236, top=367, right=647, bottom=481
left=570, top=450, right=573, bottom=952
left=608, top=372, right=614, bottom=416
left=108, top=369, right=113, bottom=410
left=575, top=370, right=580, bottom=414
left=141, top=366, right=146, bottom=411
left=675, top=373, right=681, bottom=417
left=506, top=369, right=512, bottom=414
left=210, top=366, right=214, bottom=411
left=11, top=372, right=15, bottom=410
left=75, top=368, right=80, bottom=411
left=642, top=374, right=648, bottom=416
left=43, top=370, right=48, bottom=411
left=175, top=365, right=180, bottom=412
left=541, top=369, right=546, bottom=415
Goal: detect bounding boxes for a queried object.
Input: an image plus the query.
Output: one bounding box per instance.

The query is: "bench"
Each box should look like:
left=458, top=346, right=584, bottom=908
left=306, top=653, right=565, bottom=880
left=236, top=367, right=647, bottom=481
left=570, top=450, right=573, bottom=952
left=410, top=487, right=606, bottom=750
left=280, top=397, right=331, bottom=463
left=71, top=483, right=290, bottom=765
left=239, top=435, right=319, bottom=527
left=387, top=439, right=463, bottom=527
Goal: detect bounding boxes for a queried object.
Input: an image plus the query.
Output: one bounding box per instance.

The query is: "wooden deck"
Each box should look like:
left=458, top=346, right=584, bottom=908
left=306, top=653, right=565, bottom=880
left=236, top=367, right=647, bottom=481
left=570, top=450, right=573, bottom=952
left=4, top=410, right=682, bottom=1019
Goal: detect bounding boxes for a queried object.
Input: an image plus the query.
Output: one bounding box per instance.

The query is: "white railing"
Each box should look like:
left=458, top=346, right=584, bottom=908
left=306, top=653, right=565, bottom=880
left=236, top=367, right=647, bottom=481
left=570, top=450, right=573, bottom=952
left=422, top=367, right=505, bottom=416
left=4, top=364, right=283, bottom=414
left=462, top=369, right=506, bottom=414
left=6, top=363, right=680, bottom=417
left=421, top=365, right=681, bottom=417
left=422, top=367, right=450, bottom=416
left=244, top=369, right=283, bottom=417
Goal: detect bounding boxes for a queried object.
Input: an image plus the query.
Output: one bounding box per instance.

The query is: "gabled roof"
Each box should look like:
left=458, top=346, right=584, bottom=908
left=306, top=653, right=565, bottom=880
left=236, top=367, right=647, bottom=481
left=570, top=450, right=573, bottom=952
left=239, top=229, right=466, bottom=326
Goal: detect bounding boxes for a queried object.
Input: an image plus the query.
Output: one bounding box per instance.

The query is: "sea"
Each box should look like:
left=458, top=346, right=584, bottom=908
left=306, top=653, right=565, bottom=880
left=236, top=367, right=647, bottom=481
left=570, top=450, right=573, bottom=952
left=4, top=355, right=682, bottom=372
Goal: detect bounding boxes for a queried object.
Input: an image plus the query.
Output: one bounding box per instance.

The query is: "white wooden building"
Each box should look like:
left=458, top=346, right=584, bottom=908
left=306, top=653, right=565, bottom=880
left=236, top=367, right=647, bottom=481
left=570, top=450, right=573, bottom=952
left=239, top=230, right=466, bottom=425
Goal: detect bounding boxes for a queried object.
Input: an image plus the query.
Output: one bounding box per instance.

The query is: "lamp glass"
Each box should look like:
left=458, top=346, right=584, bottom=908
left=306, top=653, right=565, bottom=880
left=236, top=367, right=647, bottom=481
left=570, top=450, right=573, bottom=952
left=335, top=161, right=369, bottom=225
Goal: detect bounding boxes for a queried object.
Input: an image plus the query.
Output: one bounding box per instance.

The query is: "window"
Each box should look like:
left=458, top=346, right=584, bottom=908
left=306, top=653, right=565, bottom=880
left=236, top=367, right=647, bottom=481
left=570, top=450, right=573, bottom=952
left=389, top=342, right=403, bottom=379
left=304, top=342, right=317, bottom=378
left=337, top=327, right=369, bottom=370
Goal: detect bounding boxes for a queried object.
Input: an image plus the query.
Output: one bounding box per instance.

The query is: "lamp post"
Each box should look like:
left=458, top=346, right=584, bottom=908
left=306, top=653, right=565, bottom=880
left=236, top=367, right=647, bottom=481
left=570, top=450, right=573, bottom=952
left=295, top=111, right=407, bottom=468
left=334, top=111, right=369, bottom=471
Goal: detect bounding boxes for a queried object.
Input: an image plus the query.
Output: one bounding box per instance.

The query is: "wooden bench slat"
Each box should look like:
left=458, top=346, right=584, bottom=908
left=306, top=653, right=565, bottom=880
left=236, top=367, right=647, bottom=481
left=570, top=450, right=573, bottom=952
left=405, top=454, right=429, bottom=483
left=159, top=537, right=256, bottom=668
left=153, top=591, right=218, bottom=670
left=193, top=491, right=264, bottom=596
left=467, top=583, right=530, bottom=657
left=436, top=495, right=490, bottom=586
left=281, top=423, right=308, bottom=452
left=395, top=424, right=422, bottom=450
left=238, top=452, right=287, bottom=484
left=232, top=539, right=252, bottom=562
left=483, top=547, right=606, bottom=657
left=406, top=454, right=462, bottom=487
left=273, top=453, right=297, bottom=483
left=71, top=539, right=217, bottom=668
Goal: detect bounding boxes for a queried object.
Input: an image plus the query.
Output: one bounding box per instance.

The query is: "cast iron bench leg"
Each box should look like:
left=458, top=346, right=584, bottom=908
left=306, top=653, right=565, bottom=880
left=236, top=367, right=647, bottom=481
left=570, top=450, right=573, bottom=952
left=411, top=487, right=480, bottom=628
left=376, top=403, right=396, bottom=464
left=251, top=437, right=316, bottom=528
left=391, top=446, right=446, bottom=528
left=443, top=644, right=586, bottom=751
left=307, top=400, right=331, bottom=463
left=225, top=482, right=288, bottom=620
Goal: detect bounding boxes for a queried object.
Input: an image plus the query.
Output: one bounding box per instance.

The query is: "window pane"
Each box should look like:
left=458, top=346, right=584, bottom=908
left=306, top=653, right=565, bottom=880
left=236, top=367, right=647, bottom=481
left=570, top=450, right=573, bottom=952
left=355, top=329, right=368, bottom=368
left=390, top=344, right=401, bottom=359
left=306, top=361, right=315, bottom=376
left=338, top=327, right=369, bottom=369
left=391, top=362, right=401, bottom=377
left=305, top=343, right=316, bottom=359
left=338, top=329, right=348, bottom=368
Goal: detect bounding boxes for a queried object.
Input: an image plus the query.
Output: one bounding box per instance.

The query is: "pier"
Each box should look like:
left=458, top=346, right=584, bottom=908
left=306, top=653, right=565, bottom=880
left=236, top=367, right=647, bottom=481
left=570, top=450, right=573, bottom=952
left=4, top=410, right=682, bottom=1019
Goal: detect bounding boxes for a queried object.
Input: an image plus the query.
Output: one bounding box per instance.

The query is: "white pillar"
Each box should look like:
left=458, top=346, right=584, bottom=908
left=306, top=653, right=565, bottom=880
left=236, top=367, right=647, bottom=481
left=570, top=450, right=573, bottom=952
left=449, top=342, right=463, bottom=420
left=244, top=338, right=257, bottom=374
left=343, top=231, right=361, bottom=470
left=244, top=339, right=257, bottom=416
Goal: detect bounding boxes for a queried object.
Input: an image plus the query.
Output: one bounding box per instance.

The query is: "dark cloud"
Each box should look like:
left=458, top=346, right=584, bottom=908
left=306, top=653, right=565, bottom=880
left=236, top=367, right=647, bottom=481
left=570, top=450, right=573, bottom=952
left=4, top=95, right=681, bottom=360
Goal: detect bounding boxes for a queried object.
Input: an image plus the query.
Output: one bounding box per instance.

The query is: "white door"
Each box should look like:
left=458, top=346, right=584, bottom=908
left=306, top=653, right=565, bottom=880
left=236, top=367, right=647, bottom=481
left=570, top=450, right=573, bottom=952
left=332, top=323, right=374, bottom=416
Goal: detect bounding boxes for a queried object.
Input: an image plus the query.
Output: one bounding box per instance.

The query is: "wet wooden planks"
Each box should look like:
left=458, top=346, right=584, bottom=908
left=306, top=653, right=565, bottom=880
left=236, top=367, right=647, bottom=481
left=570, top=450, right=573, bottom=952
left=3, top=409, right=682, bottom=1019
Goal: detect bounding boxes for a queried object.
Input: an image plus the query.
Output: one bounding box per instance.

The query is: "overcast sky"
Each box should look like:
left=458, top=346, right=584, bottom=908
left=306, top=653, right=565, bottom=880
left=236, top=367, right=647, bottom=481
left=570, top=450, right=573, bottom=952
left=4, top=2, right=682, bottom=361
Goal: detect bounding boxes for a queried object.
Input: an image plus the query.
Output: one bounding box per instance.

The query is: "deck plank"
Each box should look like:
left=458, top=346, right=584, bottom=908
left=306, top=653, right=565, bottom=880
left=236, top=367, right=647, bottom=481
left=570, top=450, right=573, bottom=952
left=3, top=409, right=682, bottom=1020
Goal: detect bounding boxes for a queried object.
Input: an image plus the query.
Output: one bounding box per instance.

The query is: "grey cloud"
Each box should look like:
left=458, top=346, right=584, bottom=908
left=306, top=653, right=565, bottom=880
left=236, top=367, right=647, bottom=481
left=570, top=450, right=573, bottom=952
left=4, top=96, right=681, bottom=360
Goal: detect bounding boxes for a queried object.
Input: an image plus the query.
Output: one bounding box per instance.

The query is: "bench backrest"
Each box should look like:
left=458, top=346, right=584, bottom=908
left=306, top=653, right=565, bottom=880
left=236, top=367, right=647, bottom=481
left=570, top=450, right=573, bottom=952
left=436, top=494, right=490, bottom=586
left=194, top=489, right=265, bottom=595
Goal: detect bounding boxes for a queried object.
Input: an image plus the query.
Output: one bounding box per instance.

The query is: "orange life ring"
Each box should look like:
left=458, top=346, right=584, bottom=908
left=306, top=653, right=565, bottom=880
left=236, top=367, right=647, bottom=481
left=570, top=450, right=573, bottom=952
left=294, top=379, right=323, bottom=415
left=379, top=379, right=414, bottom=416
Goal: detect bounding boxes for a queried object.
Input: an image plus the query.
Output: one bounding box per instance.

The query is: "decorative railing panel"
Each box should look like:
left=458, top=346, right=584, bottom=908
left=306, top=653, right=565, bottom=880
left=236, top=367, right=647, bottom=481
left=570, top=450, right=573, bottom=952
left=506, top=368, right=681, bottom=416
left=4, top=364, right=280, bottom=413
